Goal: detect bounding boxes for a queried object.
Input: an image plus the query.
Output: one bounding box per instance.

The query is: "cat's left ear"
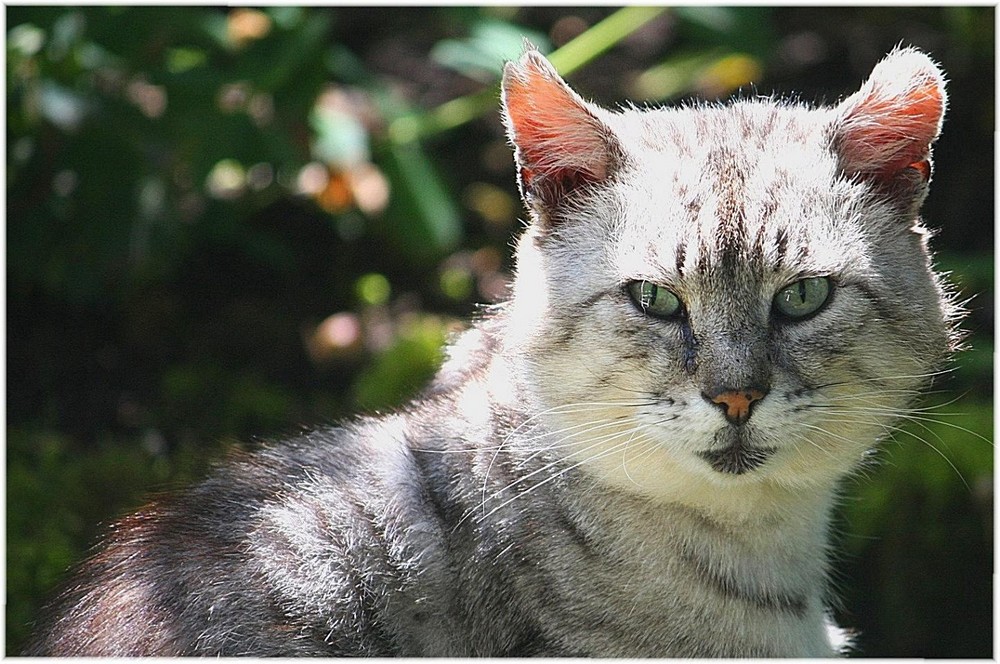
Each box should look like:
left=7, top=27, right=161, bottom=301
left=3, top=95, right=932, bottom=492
left=501, top=50, right=619, bottom=216
left=833, top=47, right=947, bottom=188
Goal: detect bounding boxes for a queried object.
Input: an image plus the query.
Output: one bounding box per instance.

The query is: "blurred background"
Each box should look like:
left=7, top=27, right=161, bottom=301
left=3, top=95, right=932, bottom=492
left=6, top=6, right=993, bottom=656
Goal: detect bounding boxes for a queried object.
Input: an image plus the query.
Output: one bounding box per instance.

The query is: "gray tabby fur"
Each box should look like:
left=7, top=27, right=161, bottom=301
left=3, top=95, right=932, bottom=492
left=25, top=47, right=957, bottom=657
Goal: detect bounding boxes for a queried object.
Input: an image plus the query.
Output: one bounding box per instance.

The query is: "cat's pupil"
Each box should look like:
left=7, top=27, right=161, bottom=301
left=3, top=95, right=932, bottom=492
left=773, top=277, right=831, bottom=319
left=627, top=280, right=681, bottom=318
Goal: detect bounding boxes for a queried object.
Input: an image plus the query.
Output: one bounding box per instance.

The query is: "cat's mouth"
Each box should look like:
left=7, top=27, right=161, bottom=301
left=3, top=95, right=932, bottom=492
left=698, top=428, right=776, bottom=475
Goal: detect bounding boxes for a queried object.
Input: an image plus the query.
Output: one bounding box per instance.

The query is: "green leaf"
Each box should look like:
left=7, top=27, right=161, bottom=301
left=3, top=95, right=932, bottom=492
left=381, top=140, right=462, bottom=256
left=352, top=316, right=447, bottom=412
left=431, top=18, right=549, bottom=82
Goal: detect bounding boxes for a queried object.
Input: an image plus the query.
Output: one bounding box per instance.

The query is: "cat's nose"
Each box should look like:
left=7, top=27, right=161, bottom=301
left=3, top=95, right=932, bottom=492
left=703, top=387, right=768, bottom=425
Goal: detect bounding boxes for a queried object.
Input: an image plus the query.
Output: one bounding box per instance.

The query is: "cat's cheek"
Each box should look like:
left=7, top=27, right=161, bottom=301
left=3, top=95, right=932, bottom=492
left=758, top=387, right=892, bottom=487
left=574, top=405, right=744, bottom=497
left=772, top=423, right=878, bottom=488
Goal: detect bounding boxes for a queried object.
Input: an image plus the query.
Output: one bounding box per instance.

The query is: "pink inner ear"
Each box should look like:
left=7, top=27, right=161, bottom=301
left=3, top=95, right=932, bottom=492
left=837, top=67, right=945, bottom=182
left=503, top=54, right=608, bottom=189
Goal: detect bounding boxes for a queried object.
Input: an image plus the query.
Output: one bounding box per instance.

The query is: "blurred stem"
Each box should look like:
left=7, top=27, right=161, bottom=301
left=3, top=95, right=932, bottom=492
left=387, top=6, right=669, bottom=145
left=546, top=6, right=667, bottom=75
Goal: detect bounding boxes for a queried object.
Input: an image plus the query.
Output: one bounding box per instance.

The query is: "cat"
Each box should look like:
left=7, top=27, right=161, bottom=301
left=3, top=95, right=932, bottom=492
left=24, top=46, right=957, bottom=657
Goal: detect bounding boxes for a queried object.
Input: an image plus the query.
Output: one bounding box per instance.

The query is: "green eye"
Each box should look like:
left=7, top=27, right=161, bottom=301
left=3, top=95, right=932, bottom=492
left=773, top=277, right=831, bottom=319
left=627, top=280, right=682, bottom=318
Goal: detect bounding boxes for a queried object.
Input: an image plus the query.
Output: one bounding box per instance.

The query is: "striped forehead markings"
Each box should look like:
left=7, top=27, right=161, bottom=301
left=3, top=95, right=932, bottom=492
left=709, top=148, right=749, bottom=274
left=773, top=228, right=789, bottom=270
left=675, top=240, right=687, bottom=277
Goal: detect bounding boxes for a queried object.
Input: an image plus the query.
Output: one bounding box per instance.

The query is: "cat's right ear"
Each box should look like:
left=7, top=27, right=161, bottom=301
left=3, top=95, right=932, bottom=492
left=832, top=48, right=947, bottom=192
left=501, top=50, right=617, bottom=217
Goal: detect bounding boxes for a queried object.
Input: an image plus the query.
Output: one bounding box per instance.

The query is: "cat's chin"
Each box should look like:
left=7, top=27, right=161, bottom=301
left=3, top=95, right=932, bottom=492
left=698, top=443, right=776, bottom=475
left=697, top=426, right=777, bottom=475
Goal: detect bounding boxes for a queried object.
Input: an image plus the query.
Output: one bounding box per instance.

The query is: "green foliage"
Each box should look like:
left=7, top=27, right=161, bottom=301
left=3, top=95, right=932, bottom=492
left=7, top=427, right=210, bottom=649
left=836, top=390, right=993, bottom=656
left=6, top=5, right=993, bottom=656
left=380, top=140, right=463, bottom=256
left=352, top=315, right=449, bottom=413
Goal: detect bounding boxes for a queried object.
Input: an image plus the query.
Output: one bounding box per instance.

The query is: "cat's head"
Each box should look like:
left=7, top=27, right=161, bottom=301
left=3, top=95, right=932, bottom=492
left=499, top=48, right=958, bottom=514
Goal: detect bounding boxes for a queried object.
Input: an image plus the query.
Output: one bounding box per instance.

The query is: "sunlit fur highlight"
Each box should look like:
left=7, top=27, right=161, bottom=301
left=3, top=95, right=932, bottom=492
left=26, top=48, right=958, bottom=658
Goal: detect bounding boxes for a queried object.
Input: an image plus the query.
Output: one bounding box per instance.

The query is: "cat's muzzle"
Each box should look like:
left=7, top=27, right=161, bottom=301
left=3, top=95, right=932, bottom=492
left=698, top=427, right=776, bottom=475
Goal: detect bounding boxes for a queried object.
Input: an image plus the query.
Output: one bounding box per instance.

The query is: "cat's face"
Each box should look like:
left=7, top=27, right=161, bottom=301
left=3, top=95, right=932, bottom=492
left=501, top=50, right=955, bottom=509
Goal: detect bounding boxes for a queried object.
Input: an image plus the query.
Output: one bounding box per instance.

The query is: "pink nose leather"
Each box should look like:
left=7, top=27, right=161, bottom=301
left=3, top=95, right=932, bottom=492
left=711, top=389, right=766, bottom=423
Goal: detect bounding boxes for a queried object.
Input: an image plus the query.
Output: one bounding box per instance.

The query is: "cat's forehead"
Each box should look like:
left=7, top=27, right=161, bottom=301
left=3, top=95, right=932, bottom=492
left=634, top=100, right=826, bottom=150
left=609, top=102, right=869, bottom=282
left=625, top=101, right=837, bottom=196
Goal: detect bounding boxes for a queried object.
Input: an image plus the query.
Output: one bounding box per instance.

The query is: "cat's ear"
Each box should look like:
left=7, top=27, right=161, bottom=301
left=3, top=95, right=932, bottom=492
left=501, top=50, right=617, bottom=214
left=833, top=47, right=946, bottom=187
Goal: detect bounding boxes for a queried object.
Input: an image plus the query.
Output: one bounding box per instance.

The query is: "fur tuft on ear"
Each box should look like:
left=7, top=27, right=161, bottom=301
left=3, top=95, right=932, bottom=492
left=501, top=50, right=615, bottom=210
left=833, top=47, right=947, bottom=185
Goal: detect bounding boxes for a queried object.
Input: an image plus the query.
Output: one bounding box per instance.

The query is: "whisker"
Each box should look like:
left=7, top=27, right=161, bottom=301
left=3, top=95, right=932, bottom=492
left=793, top=424, right=856, bottom=462
left=806, top=368, right=959, bottom=394
left=471, top=435, right=640, bottom=526
left=878, top=422, right=973, bottom=491
left=619, top=428, right=648, bottom=486
left=467, top=424, right=647, bottom=528
left=622, top=436, right=669, bottom=485
left=512, top=416, right=635, bottom=467
left=810, top=408, right=992, bottom=447
left=480, top=399, right=653, bottom=510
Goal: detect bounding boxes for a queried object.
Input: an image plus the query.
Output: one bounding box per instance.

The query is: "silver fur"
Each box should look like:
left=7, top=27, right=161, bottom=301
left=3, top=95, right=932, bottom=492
left=26, top=48, right=957, bottom=657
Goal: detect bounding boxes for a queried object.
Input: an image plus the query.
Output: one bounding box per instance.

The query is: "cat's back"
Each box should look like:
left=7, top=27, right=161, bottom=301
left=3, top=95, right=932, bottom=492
left=23, top=420, right=457, bottom=656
